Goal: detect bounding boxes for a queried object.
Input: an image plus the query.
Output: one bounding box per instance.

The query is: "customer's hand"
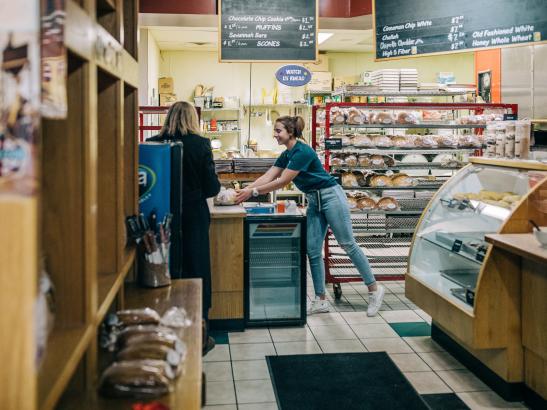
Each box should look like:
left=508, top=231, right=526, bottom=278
left=235, top=188, right=252, bottom=204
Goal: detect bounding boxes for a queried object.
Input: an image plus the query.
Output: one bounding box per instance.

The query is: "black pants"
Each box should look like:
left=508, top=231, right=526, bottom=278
left=181, top=200, right=212, bottom=319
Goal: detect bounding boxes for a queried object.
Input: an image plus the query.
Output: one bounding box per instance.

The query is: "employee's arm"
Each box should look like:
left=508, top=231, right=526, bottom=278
left=235, top=168, right=299, bottom=203
left=246, top=166, right=283, bottom=189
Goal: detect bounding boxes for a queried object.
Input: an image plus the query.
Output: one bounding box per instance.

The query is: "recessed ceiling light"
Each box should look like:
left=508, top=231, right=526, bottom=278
left=318, top=32, right=334, bottom=44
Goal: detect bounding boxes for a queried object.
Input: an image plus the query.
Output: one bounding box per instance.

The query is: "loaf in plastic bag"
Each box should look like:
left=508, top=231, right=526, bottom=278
left=99, top=361, right=173, bottom=398
left=215, top=187, right=237, bottom=206
left=116, top=308, right=161, bottom=327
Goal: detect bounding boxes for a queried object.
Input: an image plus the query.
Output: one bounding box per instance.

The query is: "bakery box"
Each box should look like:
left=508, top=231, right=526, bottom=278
left=158, top=77, right=174, bottom=94
left=308, top=71, right=332, bottom=92
left=160, top=93, right=177, bottom=107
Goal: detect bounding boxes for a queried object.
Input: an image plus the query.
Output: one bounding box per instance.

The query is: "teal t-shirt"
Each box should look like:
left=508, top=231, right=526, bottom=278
left=274, top=141, right=337, bottom=193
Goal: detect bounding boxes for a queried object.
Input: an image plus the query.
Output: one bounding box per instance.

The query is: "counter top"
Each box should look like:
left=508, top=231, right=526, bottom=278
left=208, top=199, right=246, bottom=219
left=485, top=233, right=547, bottom=265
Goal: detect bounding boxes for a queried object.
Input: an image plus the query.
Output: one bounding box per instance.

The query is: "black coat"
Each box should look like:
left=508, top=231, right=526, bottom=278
left=148, top=132, right=221, bottom=316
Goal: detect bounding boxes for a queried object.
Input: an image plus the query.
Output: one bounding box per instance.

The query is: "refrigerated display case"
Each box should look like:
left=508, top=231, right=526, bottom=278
left=244, top=214, right=306, bottom=326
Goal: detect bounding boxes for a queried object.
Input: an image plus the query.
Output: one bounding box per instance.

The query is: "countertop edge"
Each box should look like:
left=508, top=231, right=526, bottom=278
left=485, top=233, right=547, bottom=266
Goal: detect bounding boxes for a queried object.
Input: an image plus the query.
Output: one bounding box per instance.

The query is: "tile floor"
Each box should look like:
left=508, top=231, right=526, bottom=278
left=204, top=280, right=529, bottom=410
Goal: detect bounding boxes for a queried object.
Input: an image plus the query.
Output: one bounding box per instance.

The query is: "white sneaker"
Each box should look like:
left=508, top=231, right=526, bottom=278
left=307, top=296, right=330, bottom=315
left=367, top=285, right=385, bottom=317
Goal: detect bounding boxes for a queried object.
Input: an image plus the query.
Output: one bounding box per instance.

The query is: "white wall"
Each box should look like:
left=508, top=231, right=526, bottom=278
left=157, top=49, right=475, bottom=151
left=138, top=28, right=162, bottom=106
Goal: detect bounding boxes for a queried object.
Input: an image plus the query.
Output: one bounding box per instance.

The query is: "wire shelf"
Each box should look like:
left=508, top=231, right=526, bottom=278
left=332, top=148, right=476, bottom=155
left=330, top=124, right=486, bottom=130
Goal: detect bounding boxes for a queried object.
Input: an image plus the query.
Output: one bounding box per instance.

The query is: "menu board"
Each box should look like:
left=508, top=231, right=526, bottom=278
left=374, top=0, right=547, bottom=60
left=219, top=0, right=317, bottom=62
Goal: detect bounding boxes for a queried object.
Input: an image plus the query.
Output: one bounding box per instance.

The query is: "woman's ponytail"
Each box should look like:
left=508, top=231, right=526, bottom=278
left=276, top=115, right=306, bottom=139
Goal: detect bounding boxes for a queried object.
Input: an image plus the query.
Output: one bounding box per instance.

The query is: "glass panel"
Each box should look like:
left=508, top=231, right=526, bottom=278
left=248, top=223, right=302, bottom=321
left=409, top=164, right=539, bottom=311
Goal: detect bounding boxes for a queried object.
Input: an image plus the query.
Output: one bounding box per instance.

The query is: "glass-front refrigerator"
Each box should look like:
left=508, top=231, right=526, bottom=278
left=245, top=214, right=306, bottom=326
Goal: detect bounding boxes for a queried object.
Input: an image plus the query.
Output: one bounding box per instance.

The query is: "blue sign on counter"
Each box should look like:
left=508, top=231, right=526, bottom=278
left=275, top=65, right=311, bottom=87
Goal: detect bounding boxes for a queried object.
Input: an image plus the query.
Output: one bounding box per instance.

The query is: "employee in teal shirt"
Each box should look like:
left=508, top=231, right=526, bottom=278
left=235, top=116, right=385, bottom=316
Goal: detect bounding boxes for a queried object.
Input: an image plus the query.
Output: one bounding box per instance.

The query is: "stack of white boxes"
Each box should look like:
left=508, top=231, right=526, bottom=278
left=399, top=69, right=418, bottom=92
left=371, top=69, right=400, bottom=92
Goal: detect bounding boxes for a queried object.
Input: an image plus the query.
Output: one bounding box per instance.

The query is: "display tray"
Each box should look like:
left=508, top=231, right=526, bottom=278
left=440, top=269, right=479, bottom=289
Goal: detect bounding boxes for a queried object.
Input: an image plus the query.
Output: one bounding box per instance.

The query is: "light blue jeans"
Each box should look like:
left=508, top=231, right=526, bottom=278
left=306, top=185, right=376, bottom=296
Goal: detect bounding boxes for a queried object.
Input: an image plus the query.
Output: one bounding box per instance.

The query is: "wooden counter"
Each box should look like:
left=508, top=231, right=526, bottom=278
left=208, top=201, right=246, bottom=328
left=486, top=233, right=547, bottom=403
left=485, top=233, right=547, bottom=265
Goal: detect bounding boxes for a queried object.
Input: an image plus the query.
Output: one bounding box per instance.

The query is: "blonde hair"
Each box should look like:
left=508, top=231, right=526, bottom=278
left=159, top=101, right=201, bottom=137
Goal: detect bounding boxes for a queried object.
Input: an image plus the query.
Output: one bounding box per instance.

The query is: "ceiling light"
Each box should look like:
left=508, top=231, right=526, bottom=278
left=318, top=32, right=333, bottom=44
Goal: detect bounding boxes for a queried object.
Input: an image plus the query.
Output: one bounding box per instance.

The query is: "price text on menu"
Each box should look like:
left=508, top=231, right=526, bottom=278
left=220, top=0, right=317, bottom=62
left=374, top=0, right=547, bottom=60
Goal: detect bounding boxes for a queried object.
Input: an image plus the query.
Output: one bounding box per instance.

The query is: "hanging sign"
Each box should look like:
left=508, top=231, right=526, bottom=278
left=219, top=0, right=318, bottom=62
left=374, top=0, right=547, bottom=60
left=275, top=65, right=311, bottom=87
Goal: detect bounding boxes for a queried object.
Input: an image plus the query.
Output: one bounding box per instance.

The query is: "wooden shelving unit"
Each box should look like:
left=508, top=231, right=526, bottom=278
left=0, top=1, right=143, bottom=409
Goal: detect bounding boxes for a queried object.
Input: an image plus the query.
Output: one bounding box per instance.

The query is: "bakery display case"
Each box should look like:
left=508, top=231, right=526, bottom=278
left=409, top=160, right=535, bottom=312
left=406, top=157, right=547, bottom=399
left=312, top=101, right=518, bottom=299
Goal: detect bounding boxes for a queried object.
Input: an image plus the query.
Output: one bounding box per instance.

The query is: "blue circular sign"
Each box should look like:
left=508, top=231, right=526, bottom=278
left=275, top=65, right=312, bottom=87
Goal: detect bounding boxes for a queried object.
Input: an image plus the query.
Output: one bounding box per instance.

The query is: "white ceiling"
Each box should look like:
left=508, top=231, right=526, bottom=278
left=148, top=27, right=374, bottom=53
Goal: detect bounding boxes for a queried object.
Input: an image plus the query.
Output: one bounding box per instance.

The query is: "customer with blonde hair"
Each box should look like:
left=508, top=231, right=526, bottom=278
left=149, top=101, right=220, bottom=354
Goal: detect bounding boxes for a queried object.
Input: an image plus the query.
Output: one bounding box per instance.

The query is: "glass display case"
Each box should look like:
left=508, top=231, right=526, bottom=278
left=409, top=160, right=544, bottom=312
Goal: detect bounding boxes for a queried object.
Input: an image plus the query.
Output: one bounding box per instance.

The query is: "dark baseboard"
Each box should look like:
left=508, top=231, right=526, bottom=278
left=209, top=318, right=245, bottom=331
left=431, top=322, right=523, bottom=402
left=524, top=385, right=547, bottom=410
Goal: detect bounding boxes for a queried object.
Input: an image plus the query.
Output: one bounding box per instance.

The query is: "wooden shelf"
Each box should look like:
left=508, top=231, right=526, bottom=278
left=58, top=280, right=203, bottom=410
left=97, top=249, right=136, bottom=323
left=486, top=234, right=547, bottom=265
left=38, top=325, right=94, bottom=410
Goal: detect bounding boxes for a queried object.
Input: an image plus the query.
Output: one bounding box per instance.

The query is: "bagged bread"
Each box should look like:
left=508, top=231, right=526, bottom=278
left=372, top=111, right=395, bottom=124
left=396, top=111, right=418, bottom=124
left=370, top=155, right=385, bottom=167
left=124, top=333, right=186, bottom=356
left=118, top=325, right=179, bottom=347
left=414, top=135, right=438, bottom=148
left=331, top=155, right=345, bottom=166
left=352, top=134, right=374, bottom=148
left=373, top=135, right=393, bottom=148
left=330, top=107, right=346, bottom=124
left=116, top=308, right=161, bottom=327
left=357, top=197, right=376, bottom=210
left=369, top=174, right=392, bottom=187
left=458, top=135, right=481, bottom=148
left=347, top=196, right=358, bottom=210
left=376, top=197, right=399, bottom=211
left=435, top=135, right=458, bottom=148
left=391, top=174, right=415, bottom=187
left=341, top=172, right=359, bottom=188
left=99, top=361, right=173, bottom=398
left=344, top=155, right=358, bottom=167
left=117, top=343, right=181, bottom=368
left=358, top=154, right=372, bottom=168
left=215, top=187, right=237, bottom=206
left=392, top=136, right=414, bottom=148
left=347, top=107, right=366, bottom=125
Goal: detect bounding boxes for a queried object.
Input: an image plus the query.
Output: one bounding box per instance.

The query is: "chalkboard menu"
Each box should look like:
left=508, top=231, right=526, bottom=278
left=219, top=0, right=317, bottom=62
left=374, top=0, right=547, bottom=60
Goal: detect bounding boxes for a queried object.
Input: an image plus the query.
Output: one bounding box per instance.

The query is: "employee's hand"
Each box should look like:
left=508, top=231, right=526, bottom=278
left=235, top=188, right=252, bottom=204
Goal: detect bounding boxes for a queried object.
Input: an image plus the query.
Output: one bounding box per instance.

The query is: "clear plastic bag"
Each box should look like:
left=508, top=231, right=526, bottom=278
left=116, top=308, right=161, bottom=327
left=99, top=361, right=173, bottom=398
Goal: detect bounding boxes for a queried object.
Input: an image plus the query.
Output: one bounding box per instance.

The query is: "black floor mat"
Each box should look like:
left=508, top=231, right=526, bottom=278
left=267, top=352, right=429, bottom=410
left=422, top=393, right=470, bottom=409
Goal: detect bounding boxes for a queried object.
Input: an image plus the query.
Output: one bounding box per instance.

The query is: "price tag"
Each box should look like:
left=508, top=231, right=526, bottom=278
left=465, top=289, right=475, bottom=307
left=325, top=138, right=342, bottom=150
left=475, top=250, right=486, bottom=262
left=503, top=114, right=518, bottom=121
left=452, top=239, right=463, bottom=252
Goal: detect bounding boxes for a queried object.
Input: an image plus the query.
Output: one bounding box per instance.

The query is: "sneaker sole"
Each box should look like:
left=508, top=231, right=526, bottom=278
left=307, top=307, right=331, bottom=315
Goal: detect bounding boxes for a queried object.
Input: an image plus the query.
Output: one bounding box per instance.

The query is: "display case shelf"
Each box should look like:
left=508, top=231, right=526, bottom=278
left=332, top=87, right=475, bottom=98
left=419, top=235, right=485, bottom=266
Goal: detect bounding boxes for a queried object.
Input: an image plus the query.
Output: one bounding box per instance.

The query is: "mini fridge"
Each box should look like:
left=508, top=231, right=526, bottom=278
left=244, top=214, right=307, bottom=327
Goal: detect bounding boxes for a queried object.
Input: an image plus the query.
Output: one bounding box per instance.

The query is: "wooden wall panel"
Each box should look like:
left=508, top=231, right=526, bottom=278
left=210, top=292, right=244, bottom=319
left=97, top=70, right=120, bottom=275
left=210, top=218, right=244, bottom=292
left=42, top=55, right=87, bottom=326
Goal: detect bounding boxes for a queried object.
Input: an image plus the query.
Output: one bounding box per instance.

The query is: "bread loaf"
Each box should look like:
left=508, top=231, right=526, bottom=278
left=352, top=134, right=374, bottom=147
left=116, top=308, right=161, bottom=327
left=99, top=361, right=173, bottom=398
left=376, top=197, right=399, bottom=211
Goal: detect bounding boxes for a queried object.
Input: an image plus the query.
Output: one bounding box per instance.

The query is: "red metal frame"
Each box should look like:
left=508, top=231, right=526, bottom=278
left=138, top=105, right=202, bottom=142
left=311, top=101, right=519, bottom=286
